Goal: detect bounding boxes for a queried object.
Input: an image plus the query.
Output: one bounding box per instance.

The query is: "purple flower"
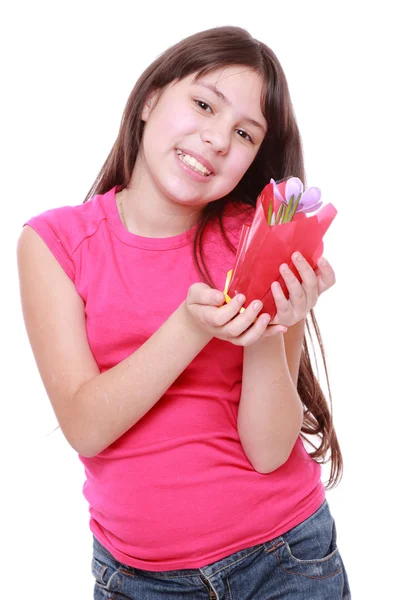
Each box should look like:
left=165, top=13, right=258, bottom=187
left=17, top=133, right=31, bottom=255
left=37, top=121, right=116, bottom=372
left=270, top=177, right=322, bottom=214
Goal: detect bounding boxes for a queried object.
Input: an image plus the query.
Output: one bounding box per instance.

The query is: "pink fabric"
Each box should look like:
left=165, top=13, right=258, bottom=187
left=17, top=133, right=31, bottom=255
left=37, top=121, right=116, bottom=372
left=23, top=185, right=325, bottom=571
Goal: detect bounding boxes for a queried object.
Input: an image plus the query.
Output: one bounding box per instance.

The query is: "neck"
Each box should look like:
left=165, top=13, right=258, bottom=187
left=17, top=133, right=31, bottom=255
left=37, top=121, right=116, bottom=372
left=121, top=154, right=203, bottom=238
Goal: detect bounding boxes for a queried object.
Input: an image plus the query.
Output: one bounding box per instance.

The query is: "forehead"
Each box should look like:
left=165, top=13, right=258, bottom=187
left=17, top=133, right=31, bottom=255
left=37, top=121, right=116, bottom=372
left=194, top=65, right=263, bottom=83
left=189, top=65, right=264, bottom=92
left=166, top=65, right=263, bottom=93
left=172, top=65, right=262, bottom=101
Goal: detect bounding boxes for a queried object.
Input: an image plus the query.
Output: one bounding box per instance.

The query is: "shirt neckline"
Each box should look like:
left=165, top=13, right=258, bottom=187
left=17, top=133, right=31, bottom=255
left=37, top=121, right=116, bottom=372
left=104, top=184, right=199, bottom=250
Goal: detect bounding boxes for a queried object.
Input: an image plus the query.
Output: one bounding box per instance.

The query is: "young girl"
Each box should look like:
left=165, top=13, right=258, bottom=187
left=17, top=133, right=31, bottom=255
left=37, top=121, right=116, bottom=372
left=17, top=26, right=351, bottom=600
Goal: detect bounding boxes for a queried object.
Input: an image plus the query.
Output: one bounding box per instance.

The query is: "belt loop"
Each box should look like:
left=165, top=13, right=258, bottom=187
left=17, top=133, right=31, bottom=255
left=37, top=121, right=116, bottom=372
left=264, top=536, right=284, bottom=554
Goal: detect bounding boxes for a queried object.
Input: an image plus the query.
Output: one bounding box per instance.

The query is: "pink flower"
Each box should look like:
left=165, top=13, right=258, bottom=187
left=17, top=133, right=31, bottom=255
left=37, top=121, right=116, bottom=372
left=270, top=177, right=322, bottom=214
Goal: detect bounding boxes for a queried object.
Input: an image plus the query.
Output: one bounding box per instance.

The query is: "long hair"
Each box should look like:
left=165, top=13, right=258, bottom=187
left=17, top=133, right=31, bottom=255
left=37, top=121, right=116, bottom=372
left=80, top=26, right=343, bottom=489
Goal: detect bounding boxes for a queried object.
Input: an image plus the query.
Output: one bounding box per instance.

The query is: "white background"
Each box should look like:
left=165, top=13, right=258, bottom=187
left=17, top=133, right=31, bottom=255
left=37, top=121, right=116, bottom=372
left=3, top=1, right=399, bottom=598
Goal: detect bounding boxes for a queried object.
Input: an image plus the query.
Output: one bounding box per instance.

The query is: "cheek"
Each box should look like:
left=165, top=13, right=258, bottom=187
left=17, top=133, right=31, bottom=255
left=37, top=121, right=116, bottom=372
left=225, top=152, right=254, bottom=184
left=152, top=107, right=199, bottom=143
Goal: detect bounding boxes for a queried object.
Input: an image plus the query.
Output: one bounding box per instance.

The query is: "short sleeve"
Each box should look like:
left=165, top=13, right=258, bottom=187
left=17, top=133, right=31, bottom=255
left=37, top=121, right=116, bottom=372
left=22, top=206, right=77, bottom=283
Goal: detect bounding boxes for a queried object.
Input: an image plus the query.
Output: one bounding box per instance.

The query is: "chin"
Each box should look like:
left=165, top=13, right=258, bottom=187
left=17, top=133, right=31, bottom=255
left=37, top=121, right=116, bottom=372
left=168, top=193, right=207, bottom=208
left=162, top=180, right=209, bottom=205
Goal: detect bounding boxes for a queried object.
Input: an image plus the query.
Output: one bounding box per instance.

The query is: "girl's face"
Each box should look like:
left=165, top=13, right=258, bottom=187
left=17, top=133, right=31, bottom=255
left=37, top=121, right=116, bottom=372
left=138, top=65, right=267, bottom=210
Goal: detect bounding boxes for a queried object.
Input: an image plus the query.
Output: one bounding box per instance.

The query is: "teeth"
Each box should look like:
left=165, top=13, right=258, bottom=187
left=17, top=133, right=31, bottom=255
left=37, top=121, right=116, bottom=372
left=175, top=149, right=211, bottom=176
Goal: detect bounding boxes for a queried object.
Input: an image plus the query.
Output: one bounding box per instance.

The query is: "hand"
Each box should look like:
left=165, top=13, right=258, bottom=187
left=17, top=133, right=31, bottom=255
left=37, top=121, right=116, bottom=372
left=269, top=253, right=336, bottom=327
left=184, top=282, right=287, bottom=347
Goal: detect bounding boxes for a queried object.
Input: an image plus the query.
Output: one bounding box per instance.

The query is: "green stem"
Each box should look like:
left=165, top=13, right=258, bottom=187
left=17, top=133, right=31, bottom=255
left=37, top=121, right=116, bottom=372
left=277, top=203, right=284, bottom=224
left=267, top=199, right=273, bottom=225
left=283, top=194, right=294, bottom=223
left=288, top=193, right=302, bottom=220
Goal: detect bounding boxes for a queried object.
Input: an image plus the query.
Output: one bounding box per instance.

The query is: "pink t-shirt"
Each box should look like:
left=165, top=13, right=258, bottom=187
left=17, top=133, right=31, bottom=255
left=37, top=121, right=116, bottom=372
left=23, top=184, right=325, bottom=571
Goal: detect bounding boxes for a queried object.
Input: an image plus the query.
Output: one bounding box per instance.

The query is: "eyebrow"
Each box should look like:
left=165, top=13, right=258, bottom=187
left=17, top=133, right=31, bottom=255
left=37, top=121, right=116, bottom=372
left=194, top=81, right=266, bottom=133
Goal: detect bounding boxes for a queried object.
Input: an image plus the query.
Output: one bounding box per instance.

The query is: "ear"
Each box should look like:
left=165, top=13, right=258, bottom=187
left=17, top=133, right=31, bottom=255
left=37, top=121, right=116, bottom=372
left=141, top=89, right=160, bottom=122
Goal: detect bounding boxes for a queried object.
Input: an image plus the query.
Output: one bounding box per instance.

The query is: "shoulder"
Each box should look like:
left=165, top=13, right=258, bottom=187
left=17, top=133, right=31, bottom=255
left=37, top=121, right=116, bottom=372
left=23, top=193, right=105, bottom=246
left=20, top=189, right=110, bottom=282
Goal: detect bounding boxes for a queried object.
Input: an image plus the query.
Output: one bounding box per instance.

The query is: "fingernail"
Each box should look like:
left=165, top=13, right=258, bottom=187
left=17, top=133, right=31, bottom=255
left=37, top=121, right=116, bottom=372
left=319, top=257, right=327, bottom=266
left=237, top=294, right=245, bottom=303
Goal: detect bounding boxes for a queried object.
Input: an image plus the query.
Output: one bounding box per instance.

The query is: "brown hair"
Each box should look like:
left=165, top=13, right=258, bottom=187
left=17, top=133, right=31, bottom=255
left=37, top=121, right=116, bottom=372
left=81, top=26, right=343, bottom=489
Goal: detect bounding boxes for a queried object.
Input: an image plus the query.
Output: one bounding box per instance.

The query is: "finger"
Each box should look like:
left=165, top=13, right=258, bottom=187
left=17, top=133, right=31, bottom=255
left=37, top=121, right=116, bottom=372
left=188, top=283, right=224, bottom=307
left=262, top=324, right=288, bottom=337
left=291, top=252, right=319, bottom=299
left=230, top=312, right=271, bottom=346
left=211, top=293, right=247, bottom=327
left=270, top=278, right=295, bottom=322
left=316, top=257, right=336, bottom=294
left=222, top=299, right=265, bottom=337
left=280, top=262, right=307, bottom=302
left=232, top=314, right=287, bottom=346
left=213, top=290, right=227, bottom=306
left=292, top=252, right=317, bottom=281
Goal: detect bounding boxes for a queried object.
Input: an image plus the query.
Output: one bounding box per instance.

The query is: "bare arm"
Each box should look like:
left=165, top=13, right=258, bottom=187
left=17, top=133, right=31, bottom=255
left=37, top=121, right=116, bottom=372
left=237, top=333, right=303, bottom=474
left=283, top=318, right=306, bottom=388
left=18, top=226, right=213, bottom=459
left=69, top=303, right=212, bottom=457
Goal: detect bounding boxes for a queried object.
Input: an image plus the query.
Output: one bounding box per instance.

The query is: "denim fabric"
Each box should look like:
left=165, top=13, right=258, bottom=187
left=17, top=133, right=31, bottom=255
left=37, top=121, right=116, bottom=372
left=91, top=499, right=351, bottom=599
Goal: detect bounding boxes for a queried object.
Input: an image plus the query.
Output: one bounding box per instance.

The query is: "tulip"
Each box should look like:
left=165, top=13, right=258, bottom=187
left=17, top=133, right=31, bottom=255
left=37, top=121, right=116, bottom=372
left=223, top=176, right=337, bottom=318
left=270, top=177, right=323, bottom=224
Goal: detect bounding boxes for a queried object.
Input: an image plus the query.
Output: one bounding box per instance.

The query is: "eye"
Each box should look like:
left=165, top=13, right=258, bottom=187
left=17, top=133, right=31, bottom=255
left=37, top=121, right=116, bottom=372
left=194, top=99, right=254, bottom=143
left=194, top=99, right=213, bottom=113
left=236, top=129, right=254, bottom=143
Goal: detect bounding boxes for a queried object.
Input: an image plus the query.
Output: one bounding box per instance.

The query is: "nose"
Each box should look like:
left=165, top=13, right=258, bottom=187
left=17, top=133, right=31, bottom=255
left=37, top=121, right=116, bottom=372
left=200, top=123, right=230, bottom=155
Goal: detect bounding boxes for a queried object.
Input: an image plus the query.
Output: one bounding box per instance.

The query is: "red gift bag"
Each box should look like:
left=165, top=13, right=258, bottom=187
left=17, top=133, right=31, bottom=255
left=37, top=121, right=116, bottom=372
left=223, top=178, right=337, bottom=320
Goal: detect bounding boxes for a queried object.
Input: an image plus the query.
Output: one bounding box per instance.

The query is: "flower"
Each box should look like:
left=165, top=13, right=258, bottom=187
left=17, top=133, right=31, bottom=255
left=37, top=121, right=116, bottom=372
left=270, top=177, right=323, bottom=217
left=223, top=176, right=337, bottom=317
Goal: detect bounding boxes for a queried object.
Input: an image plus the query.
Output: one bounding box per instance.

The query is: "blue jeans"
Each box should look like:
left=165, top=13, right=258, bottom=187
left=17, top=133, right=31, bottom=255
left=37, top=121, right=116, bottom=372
left=91, top=499, right=351, bottom=599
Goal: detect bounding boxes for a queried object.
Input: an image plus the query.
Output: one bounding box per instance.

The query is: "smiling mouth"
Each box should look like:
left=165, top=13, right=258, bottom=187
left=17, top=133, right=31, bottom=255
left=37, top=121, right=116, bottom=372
left=175, top=149, right=212, bottom=176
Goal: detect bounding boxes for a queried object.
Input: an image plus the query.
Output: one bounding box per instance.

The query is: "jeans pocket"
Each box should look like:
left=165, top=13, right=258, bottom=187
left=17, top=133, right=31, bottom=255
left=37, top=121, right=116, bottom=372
left=265, top=501, right=344, bottom=579
left=91, top=555, right=125, bottom=596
